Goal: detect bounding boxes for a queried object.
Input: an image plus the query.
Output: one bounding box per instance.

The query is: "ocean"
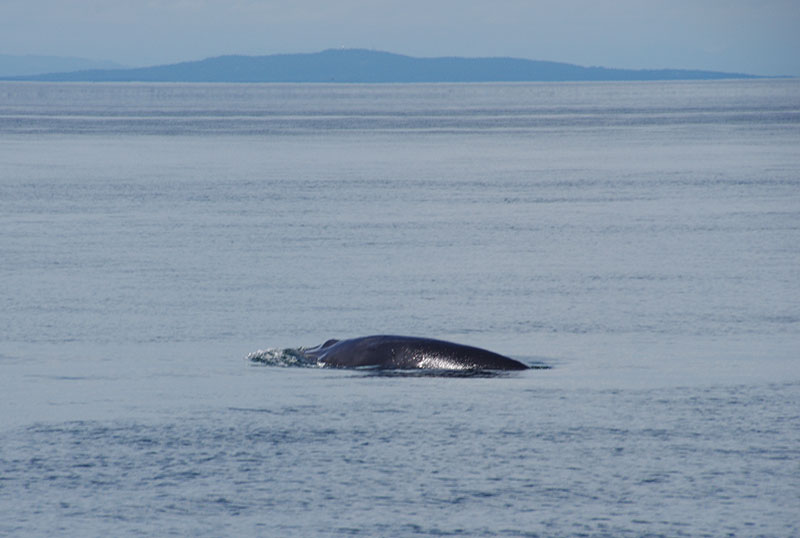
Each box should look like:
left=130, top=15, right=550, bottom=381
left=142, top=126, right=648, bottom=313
left=1, top=80, right=799, bottom=536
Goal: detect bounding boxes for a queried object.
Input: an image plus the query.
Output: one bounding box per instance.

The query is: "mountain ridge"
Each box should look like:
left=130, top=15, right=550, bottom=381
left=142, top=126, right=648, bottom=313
left=4, top=49, right=760, bottom=82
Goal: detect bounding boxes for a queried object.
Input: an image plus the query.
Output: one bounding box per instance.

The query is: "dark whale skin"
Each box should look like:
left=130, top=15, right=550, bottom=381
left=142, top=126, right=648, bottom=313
left=301, top=335, right=529, bottom=371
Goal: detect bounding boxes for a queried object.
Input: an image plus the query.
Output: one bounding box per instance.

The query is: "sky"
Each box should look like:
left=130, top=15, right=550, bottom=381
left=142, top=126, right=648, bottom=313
left=2, top=0, right=799, bottom=76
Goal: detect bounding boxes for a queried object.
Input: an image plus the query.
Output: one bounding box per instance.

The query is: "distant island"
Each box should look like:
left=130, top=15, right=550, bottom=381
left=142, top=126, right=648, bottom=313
left=4, top=49, right=759, bottom=83
left=0, top=54, right=125, bottom=78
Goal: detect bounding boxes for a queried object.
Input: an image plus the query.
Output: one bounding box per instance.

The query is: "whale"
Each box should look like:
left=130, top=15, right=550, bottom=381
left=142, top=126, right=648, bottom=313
left=300, top=335, right=529, bottom=371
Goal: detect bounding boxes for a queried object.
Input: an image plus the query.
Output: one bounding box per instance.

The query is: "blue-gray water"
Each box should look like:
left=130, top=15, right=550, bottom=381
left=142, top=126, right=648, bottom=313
left=1, top=80, right=799, bottom=536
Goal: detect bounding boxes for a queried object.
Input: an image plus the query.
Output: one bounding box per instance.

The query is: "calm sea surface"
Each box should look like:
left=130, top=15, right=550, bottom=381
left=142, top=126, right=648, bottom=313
left=1, top=80, right=799, bottom=536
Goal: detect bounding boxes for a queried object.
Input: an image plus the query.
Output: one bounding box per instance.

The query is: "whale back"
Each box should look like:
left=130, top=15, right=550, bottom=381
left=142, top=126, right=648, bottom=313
left=305, top=335, right=528, bottom=370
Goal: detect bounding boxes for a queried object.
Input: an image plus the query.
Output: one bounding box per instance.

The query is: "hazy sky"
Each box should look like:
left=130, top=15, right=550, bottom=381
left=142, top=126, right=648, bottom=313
left=2, top=0, right=799, bottom=76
